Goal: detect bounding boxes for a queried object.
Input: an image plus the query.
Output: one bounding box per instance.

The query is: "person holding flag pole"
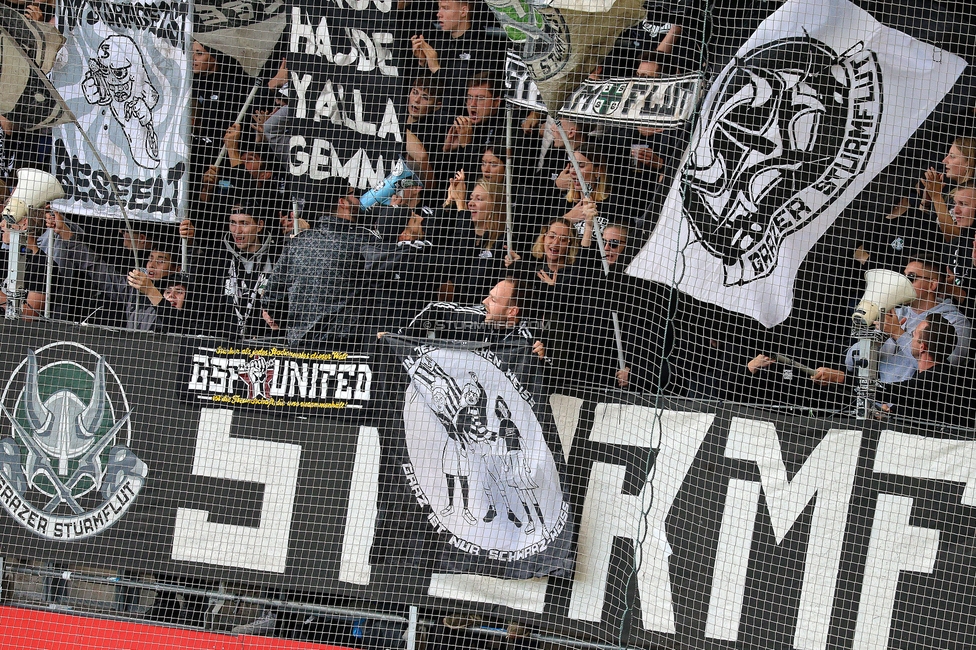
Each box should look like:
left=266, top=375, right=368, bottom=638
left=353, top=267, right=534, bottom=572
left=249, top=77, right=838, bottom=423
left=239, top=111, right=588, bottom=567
left=182, top=7, right=287, bottom=271
left=0, top=5, right=148, bottom=319
left=552, top=122, right=629, bottom=379
left=487, top=0, right=645, bottom=383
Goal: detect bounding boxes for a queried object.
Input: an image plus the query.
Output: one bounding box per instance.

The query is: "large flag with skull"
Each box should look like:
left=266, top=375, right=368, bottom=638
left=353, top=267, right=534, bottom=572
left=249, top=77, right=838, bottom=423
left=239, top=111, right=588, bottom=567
left=627, top=0, right=967, bottom=327
left=50, top=0, right=191, bottom=222
left=377, top=337, right=574, bottom=579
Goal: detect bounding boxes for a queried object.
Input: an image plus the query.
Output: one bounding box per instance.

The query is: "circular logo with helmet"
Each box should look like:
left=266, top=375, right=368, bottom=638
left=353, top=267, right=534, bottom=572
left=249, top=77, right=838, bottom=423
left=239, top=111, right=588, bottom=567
left=0, top=342, right=148, bottom=540
left=683, top=37, right=881, bottom=285
left=485, top=0, right=569, bottom=81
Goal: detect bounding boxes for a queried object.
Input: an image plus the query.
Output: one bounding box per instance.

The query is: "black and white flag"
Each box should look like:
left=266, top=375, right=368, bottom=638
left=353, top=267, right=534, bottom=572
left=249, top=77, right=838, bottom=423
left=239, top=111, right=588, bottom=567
left=51, top=0, right=191, bottom=222
left=487, top=0, right=645, bottom=113
left=194, top=0, right=287, bottom=77
left=286, top=0, right=405, bottom=212
left=379, top=337, right=574, bottom=579
left=0, top=5, right=72, bottom=131
left=627, top=0, right=967, bottom=327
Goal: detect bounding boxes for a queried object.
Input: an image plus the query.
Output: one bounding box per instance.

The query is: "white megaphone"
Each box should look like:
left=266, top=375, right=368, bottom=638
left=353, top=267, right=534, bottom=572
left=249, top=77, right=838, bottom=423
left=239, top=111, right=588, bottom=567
left=852, top=269, right=918, bottom=327
left=1, top=168, right=65, bottom=225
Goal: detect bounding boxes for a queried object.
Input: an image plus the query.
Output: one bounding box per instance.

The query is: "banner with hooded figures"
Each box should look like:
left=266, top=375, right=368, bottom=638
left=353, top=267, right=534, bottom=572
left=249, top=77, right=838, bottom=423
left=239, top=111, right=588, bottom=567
left=50, top=0, right=191, bottom=222
left=378, top=337, right=574, bottom=579
left=627, top=0, right=968, bottom=327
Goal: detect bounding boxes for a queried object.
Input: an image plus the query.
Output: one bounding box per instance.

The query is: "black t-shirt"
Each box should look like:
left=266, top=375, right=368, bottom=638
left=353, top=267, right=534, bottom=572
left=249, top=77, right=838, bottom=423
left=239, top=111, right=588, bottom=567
left=880, top=364, right=976, bottom=429
left=433, top=112, right=506, bottom=188
left=602, top=19, right=674, bottom=78
left=425, top=27, right=505, bottom=114
left=447, top=217, right=507, bottom=306
left=192, top=68, right=250, bottom=149
left=408, top=113, right=452, bottom=155
left=948, top=227, right=976, bottom=293
left=862, top=207, right=948, bottom=272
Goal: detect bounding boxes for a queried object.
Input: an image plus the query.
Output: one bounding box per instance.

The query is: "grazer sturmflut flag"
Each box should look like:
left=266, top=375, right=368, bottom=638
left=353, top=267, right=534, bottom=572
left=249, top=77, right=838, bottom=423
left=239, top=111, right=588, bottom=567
left=487, top=0, right=645, bottom=112
left=627, top=0, right=967, bottom=327
left=379, top=336, right=574, bottom=579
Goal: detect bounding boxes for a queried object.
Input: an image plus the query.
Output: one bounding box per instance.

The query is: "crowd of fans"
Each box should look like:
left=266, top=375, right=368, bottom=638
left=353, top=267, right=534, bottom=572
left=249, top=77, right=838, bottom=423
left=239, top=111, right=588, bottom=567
left=3, top=0, right=976, bottom=427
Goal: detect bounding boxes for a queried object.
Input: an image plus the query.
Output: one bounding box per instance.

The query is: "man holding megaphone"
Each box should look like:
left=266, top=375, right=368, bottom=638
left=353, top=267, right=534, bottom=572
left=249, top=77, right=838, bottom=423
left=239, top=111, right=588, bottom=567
left=831, top=259, right=971, bottom=384
left=1, top=168, right=65, bottom=320
left=750, top=259, right=972, bottom=391
left=0, top=205, right=56, bottom=320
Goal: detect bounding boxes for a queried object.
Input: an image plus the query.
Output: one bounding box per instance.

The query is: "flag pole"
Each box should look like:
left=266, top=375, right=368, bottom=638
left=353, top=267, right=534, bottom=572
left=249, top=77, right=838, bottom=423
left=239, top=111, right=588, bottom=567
left=182, top=78, right=262, bottom=273
left=505, top=104, right=515, bottom=255
left=553, top=121, right=626, bottom=372
left=553, top=122, right=611, bottom=275
left=44, top=226, right=54, bottom=318
left=211, top=78, right=263, bottom=169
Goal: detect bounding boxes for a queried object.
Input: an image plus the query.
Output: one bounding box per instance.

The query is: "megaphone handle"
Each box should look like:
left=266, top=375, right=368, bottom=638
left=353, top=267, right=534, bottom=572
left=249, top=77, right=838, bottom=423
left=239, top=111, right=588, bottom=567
left=5, top=231, right=26, bottom=320
left=611, top=311, right=626, bottom=372
left=212, top=81, right=262, bottom=169
left=44, top=229, right=54, bottom=319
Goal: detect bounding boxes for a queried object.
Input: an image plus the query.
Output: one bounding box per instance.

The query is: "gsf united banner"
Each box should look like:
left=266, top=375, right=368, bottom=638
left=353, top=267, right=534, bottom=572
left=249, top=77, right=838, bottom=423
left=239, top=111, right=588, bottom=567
left=51, top=0, right=190, bottom=222
left=628, top=0, right=968, bottom=327
left=185, top=342, right=372, bottom=411
left=286, top=0, right=404, bottom=203
left=380, top=337, right=574, bottom=579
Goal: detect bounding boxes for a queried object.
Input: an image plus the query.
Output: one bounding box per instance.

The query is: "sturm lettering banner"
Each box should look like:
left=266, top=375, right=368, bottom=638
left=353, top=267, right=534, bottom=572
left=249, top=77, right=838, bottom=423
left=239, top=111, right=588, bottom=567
left=286, top=0, right=404, bottom=206
left=51, top=0, right=190, bottom=222
left=3, top=320, right=976, bottom=647
left=559, top=73, right=702, bottom=128
left=627, top=0, right=968, bottom=327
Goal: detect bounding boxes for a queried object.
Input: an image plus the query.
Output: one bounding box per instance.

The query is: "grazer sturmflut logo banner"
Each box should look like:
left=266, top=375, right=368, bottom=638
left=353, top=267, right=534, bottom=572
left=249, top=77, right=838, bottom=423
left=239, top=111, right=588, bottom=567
left=688, top=35, right=881, bottom=286
left=382, top=337, right=574, bottom=579
left=628, top=0, right=967, bottom=327
left=0, top=343, right=147, bottom=540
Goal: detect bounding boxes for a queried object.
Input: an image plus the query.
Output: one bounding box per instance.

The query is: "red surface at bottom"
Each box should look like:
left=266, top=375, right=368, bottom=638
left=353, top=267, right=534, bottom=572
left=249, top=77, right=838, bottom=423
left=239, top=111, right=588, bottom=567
left=0, top=605, right=356, bottom=650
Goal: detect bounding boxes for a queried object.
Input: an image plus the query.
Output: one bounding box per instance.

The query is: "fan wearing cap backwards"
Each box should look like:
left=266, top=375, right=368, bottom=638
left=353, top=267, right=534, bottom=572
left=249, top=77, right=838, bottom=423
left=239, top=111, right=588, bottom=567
left=261, top=178, right=377, bottom=348
left=183, top=198, right=280, bottom=340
